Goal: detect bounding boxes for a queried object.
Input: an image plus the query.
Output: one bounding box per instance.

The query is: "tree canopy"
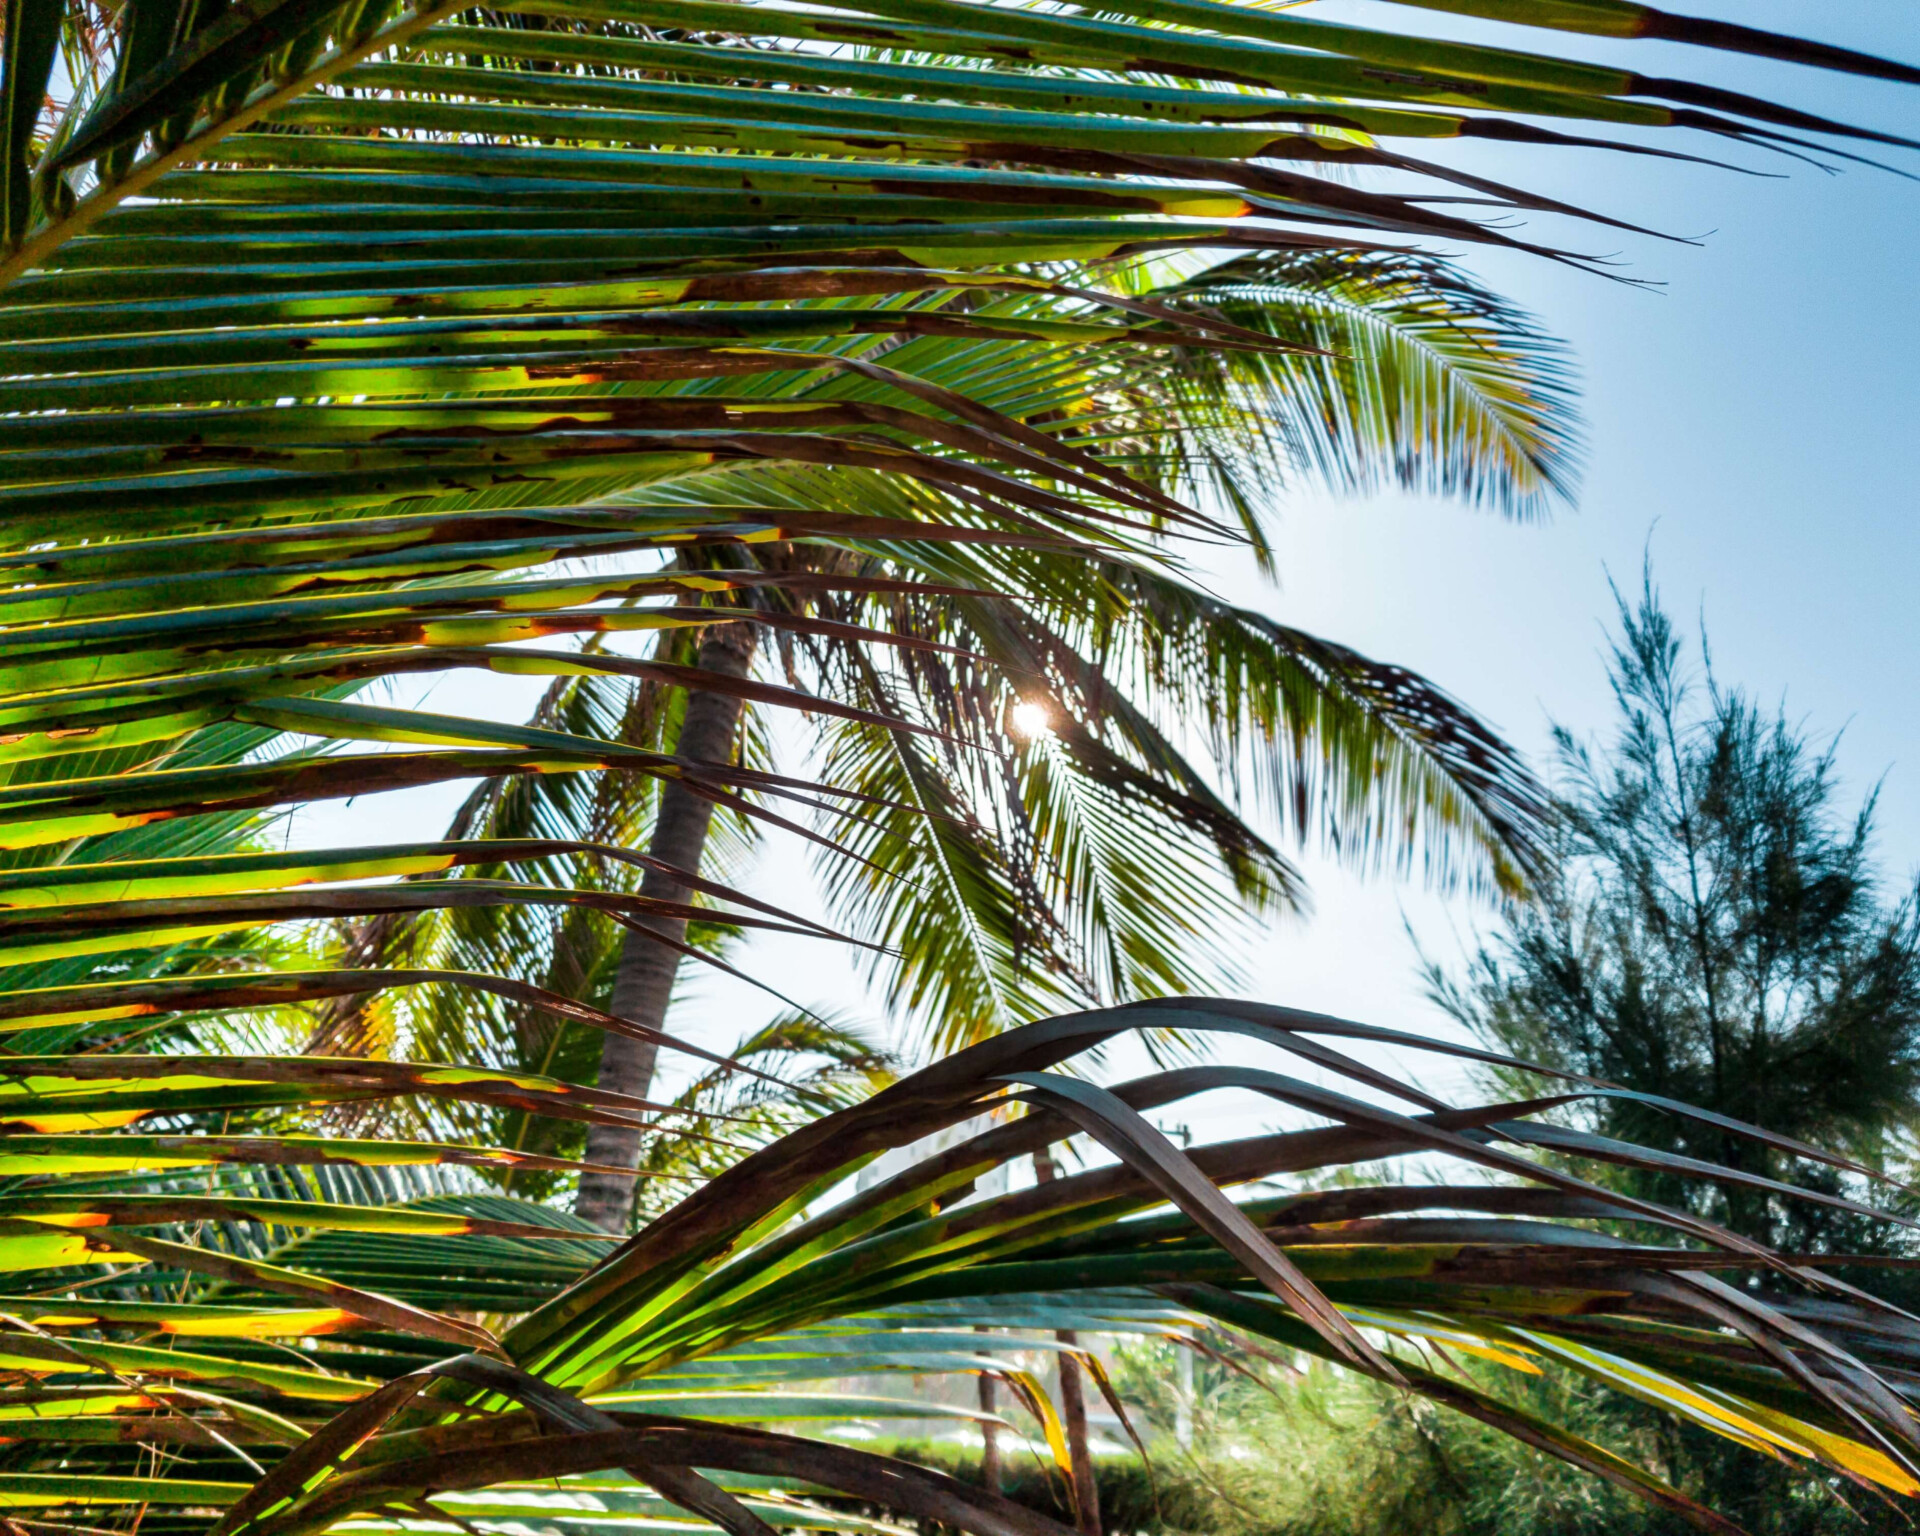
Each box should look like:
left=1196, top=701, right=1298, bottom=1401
left=1433, top=573, right=1920, bottom=1252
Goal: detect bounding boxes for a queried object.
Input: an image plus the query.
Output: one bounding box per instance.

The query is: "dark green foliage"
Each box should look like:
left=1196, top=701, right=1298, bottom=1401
left=0, top=0, right=59, bottom=249
left=1433, top=570, right=1920, bottom=1253
left=1087, top=1337, right=1911, bottom=1536
left=864, top=1440, right=1162, bottom=1534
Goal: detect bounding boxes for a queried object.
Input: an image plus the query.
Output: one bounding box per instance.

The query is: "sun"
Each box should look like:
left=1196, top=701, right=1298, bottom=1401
left=1008, top=700, right=1053, bottom=740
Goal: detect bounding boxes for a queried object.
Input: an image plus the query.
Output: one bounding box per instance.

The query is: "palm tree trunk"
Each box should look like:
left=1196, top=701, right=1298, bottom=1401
left=1035, top=1149, right=1101, bottom=1536
left=976, top=1325, right=1001, bottom=1493
left=575, top=619, right=759, bottom=1232
left=1057, top=1336, right=1101, bottom=1536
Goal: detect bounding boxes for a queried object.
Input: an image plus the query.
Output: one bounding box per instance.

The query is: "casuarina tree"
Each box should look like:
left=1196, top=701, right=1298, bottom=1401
left=1433, top=571, right=1920, bottom=1252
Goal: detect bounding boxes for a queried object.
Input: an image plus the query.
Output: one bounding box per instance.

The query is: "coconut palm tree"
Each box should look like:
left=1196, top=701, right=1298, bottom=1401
left=2, top=0, right=1912, bottom=1235
left=317, top=242, right=1581, bottom=1234
left=0, top=1, right=1916, bottom=1531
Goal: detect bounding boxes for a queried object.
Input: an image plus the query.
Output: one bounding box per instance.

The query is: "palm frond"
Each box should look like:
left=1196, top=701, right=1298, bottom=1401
left=0, top=6, right=1913, bottom=1531
left=1141, top=248, right=1583, bottom=523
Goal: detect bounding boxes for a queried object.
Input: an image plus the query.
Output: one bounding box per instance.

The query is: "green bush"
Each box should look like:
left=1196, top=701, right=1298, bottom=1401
left=879, top=1336, right=1906, bottom=1536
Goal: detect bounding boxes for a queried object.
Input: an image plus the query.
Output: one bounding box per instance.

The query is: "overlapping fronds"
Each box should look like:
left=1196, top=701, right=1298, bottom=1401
left=2, top=1000, right=1920, bottom=1536
left=1134, top=249, right=1584, bottom=522
left=0, top=4, right=1915, bottom=1534
left=2, top=0, right=1913, bottom=957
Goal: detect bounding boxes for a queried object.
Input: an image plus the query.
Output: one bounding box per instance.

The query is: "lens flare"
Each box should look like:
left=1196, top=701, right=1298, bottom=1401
left=1008, top=701, right=1052, bottom=740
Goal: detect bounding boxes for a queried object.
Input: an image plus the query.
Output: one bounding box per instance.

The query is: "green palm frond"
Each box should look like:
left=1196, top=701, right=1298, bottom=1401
left=1139, top=248, right=1583, bottom=523
left=630, top=1011, right=897, bottom=1211
left=7, top=1002, right=1920, bottom=1533
left=1, top=0, right=1908, bottom=931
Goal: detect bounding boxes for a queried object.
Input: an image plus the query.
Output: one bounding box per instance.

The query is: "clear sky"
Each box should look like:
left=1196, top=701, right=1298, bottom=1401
left=291, top=1, right=1920, bottom=1108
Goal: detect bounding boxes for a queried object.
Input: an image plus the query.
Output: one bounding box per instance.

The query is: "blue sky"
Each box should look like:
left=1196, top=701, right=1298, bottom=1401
left=1214, top=0, right=1920, bottom=1065
left=295, top=2, right=1920, bottom=1099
